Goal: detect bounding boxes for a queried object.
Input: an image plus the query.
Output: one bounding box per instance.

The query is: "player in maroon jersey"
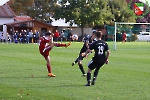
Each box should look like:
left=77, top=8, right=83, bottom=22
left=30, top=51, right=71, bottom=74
left=39, top=32, right=71, bottom=77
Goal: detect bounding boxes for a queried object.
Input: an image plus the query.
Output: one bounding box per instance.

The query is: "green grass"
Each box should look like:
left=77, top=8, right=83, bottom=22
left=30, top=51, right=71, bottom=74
left=0, top=42, right=150, bottom=100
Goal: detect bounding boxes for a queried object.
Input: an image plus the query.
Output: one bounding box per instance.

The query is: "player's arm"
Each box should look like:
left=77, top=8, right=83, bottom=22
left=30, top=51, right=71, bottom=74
left=81, top=49, right=92, bottom=57
left=85, top=40, right=89, bottom=49
left=105, top=50, right=110, bottom=64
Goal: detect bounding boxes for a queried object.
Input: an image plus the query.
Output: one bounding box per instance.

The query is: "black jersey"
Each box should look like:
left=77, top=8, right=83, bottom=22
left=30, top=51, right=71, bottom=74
left=79, top=36, right=94, bottom=54
left=89, top=40, right=109, bottom=63
left=82, top=36, right=95, bottom=50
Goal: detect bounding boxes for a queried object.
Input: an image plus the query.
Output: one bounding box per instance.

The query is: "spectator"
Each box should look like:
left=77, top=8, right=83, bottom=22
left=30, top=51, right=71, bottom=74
left=68, top=32, right=72, bottom=41
left=7, top=35, right=11, bottom=43
left=54, top=30, right=60, bottom=42
left=33, top=30, right=36, bottom=44
left=60, top=30, right=65, bottom=42
left=29, top=30, right=33, bottom=43
left=13, top=32, right=18, bottom=43
left=26, top=29, right=30, bottom=44
left=35, top=30, right=39, bottom=43
left=1, top=33, right=5, bottom=44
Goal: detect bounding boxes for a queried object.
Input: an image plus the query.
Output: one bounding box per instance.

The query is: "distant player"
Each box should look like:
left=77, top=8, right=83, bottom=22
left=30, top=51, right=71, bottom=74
left=122, top=32, right=126, bottom=43
left=71, top=31, right=96, bottom=76
left=82, top=31, right=110, bottom=86
left=39, top=32, right=71, bottom=77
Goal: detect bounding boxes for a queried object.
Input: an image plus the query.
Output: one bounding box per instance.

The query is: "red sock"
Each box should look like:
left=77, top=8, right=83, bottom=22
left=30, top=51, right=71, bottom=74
left=55, top=43, right=66, bottom=47
left=47, top=64, right=51, bottom=73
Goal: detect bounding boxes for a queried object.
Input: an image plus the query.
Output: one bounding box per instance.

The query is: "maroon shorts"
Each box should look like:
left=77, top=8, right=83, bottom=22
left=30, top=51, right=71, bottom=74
left=39, top=45, right=52, bottom=60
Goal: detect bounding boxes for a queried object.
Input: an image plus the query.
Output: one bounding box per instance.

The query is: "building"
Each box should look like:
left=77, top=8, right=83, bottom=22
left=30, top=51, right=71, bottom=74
left=0, top=3, right=15, bottom=39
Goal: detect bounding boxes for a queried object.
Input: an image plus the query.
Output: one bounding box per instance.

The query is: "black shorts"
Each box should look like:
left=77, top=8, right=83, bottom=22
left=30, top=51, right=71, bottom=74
left=88, top=60, right=105, bottom=70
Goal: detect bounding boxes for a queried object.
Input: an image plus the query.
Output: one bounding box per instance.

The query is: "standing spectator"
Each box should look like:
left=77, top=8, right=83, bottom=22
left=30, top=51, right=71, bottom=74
left=13, top=32, right=18, bottom=43
left=29, top=30, right=33, bottom=43
left=60, top=30, right=65, bottom=42
left=26, top=29, right=30, bottom=44
left=35, top=30, right=39, bottom=43
left=33, top=30, right=36, bottom=44
left=68, top=32, right=72, bottom=41
left=54, top=30, right=60, bottom=42
left=23, top=30, right=27, bottom=43
left=1, top=33, right=5, bottom=44
left=15, top=30, right=20, bottom=42
left=7, top=34, right=11, bottom=43
left=82, top=31, right=110, bottom=86
left=20, top=30, right=25, bottom=43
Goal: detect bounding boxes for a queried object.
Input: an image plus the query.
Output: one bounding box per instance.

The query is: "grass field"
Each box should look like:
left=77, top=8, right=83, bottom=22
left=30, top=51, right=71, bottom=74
left=0, top=42, right=150, bottom=100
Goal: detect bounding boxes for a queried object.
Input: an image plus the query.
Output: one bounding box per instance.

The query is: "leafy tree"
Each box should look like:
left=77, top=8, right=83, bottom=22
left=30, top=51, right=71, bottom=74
left=10, top=0, right=34, bottom=15
left=25, top=0, right=58, bottom=22
left=53, top=0, right=136, bottom=36
left=109, top=0, right=135, bottom=23
left=53, top=0, right=114, bottom=36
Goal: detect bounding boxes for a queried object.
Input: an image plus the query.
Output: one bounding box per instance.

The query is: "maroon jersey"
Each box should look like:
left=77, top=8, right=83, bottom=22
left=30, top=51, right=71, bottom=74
left=39, top=36, right=51, bottom=54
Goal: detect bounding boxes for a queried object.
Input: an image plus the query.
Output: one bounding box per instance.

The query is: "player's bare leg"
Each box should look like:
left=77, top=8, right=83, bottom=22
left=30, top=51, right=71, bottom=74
left=46, top=56, right=55, bottom=77
left=54, top=42, right=72, bottom=48
left=65, top=42, right=72, bottom=48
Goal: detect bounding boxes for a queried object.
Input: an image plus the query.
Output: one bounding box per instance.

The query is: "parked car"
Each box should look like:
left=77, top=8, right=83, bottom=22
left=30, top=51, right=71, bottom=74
left=137, top=32, right=150, bottom=41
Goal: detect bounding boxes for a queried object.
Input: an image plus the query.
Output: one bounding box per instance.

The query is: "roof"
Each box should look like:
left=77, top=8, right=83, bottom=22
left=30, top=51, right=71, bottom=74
left=5, top=19, right=53, bottom=28
left=51, top=19, right=78, bottom=27
left=15, top=16, right=33, bottom=21
left=0, top=3, right=15, bottom=17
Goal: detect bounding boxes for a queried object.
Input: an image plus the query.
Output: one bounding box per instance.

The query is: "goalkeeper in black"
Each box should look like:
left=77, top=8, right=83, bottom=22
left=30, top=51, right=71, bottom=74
left=71, top=31, right=96, bottom=76
left=82, top=31, right=110, bottom=86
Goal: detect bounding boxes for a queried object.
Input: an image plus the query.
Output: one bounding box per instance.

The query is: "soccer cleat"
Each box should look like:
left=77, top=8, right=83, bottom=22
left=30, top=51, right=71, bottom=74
left=91, top=81, right=95, bottom=85
left=65, top=42, right=72, bottom=48
left=82, top=74, right=87, bottom=76
left=85, top=84, right=90, bottom=86
left=48, top=73, right=56, bottom=77
left=72, top=62, right=75, bottom=66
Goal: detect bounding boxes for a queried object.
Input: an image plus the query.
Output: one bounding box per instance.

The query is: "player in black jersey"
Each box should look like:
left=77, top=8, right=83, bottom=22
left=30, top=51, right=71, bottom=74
left=72, top=31, right=96, bottom=76
left=82, top=31, right=110, bottom=86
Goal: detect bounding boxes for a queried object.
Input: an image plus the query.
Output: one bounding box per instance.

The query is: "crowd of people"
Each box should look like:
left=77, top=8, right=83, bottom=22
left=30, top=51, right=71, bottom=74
left=0, top=29, right=40, bottom=44
left=0, top=29, right=75, bottom=44
left=53, top=29, right=73, bottom=42
left=12, top=29, right=39, bottom=44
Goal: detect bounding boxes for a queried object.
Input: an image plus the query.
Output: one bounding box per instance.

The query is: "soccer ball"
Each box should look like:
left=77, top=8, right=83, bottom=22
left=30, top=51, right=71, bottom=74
left=72, top=34, right=78, bottom=41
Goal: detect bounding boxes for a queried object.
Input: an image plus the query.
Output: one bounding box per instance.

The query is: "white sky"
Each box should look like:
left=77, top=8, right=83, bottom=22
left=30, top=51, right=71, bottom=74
left=0, top=0, right=9, bottom=5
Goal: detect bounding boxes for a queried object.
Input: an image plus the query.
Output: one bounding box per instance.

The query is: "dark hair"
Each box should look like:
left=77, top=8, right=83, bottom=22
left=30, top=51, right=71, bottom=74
left=95, top=31, right=102, bottom=38
left=45, top=32, right=51, bottom=36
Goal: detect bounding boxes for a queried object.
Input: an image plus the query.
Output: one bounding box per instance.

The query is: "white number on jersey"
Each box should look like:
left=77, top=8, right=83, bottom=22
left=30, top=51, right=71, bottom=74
left=98, top=46, right=104, bottom=55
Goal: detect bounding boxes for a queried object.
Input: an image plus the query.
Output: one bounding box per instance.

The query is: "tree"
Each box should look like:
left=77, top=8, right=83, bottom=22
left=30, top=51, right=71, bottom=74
left=25, top=0, right=58, bottom=22
left=53, top=0, right=114, bottom=37
left=53, top=0, right=136, bottom=36
left=109, top=0, right=135, bottom=23
left=10, top=0, right=34, bottom=15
